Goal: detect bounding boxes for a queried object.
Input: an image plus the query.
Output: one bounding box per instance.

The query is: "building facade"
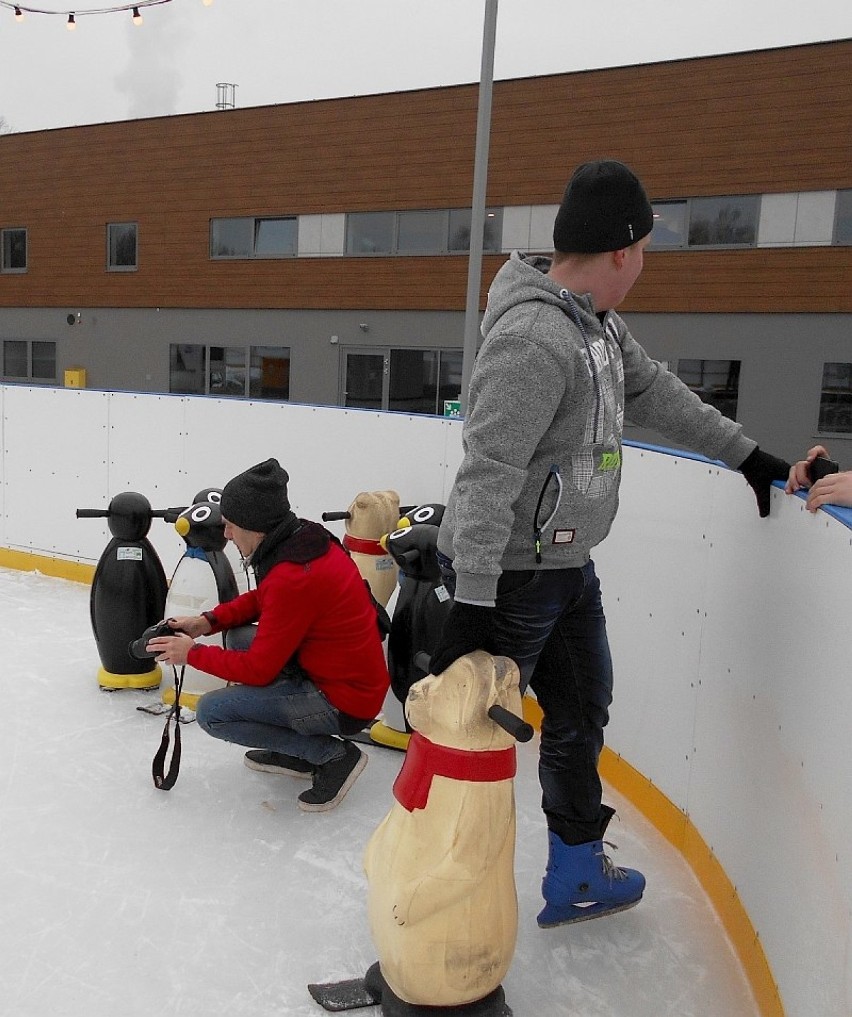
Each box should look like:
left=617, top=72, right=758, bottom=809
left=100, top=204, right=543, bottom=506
left=1, top=39, right=850, bottom=462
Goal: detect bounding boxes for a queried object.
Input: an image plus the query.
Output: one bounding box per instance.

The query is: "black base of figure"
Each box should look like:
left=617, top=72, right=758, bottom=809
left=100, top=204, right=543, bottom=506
left=308, top=962, right=512, bottom=1016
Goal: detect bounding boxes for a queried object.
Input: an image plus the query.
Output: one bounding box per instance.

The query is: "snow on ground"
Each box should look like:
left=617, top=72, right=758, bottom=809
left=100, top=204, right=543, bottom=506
left=0, top=567, right=758, bottom=1017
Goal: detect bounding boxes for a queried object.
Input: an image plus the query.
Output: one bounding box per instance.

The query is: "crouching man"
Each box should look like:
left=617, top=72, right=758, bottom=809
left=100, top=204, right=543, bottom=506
left=148, top=458, right=390, bottom=812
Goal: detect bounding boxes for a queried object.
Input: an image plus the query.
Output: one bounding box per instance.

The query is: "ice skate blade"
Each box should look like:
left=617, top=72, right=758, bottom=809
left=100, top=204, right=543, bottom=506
left=536, top=893, right=643, bottom=928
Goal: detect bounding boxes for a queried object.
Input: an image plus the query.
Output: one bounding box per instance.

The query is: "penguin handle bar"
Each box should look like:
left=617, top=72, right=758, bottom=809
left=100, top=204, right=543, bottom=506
left=413, top=651, right=534, bottom=743
left=322, top=511, right=351, bottom=522
left=75, top=508, right=109, bottom=518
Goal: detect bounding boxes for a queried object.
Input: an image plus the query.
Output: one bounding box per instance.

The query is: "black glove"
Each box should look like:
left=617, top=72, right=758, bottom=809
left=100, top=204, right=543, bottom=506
left=428, top=602, right=496, bottom=676
left=739, top=447, right=791, bottom=518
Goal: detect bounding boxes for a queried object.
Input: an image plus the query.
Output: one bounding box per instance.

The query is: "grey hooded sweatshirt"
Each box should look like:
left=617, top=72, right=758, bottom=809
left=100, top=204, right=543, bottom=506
left=437, top=252, right=756, bottom=605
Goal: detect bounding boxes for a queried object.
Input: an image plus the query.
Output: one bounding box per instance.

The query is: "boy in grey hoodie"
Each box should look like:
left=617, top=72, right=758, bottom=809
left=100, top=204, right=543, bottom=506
left=431, top=159, right=790, bottom=928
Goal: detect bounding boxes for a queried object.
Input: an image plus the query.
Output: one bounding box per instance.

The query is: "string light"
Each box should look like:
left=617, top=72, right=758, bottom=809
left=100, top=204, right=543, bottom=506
left=0, top=1, right=211, bottom=25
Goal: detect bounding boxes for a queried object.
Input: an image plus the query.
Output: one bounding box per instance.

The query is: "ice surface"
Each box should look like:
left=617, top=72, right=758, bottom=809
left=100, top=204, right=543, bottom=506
left=0, top=567, right=758, bottom=1017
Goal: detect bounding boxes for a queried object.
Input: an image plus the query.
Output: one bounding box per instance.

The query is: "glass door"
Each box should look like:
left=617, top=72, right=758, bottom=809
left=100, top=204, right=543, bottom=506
left=341, top=349, right=388, bottom=409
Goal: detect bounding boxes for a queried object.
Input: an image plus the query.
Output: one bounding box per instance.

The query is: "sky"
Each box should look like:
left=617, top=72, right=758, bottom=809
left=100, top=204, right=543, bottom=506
left=0, top=0, right=849, bottom=135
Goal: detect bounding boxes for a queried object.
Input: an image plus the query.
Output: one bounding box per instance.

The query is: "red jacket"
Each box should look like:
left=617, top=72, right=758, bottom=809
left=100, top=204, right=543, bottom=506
left=188, top=539, right=390, bottom=720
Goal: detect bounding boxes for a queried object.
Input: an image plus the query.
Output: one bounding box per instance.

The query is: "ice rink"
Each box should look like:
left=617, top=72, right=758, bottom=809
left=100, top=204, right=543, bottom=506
left=0, top=566, right=759, bottom=1017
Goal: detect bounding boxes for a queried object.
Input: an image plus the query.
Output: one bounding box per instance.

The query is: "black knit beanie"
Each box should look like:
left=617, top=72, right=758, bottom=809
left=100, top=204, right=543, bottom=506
left=220, top=459, right=291, bottom=532
left=553, top=159, right=654, bottom=254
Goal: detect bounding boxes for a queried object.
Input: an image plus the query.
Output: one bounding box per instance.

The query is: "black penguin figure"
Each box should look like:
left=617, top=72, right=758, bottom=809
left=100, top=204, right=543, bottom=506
left=77, top=492, right=169, bottom=690
left=383, top=505, right=451, bottom=712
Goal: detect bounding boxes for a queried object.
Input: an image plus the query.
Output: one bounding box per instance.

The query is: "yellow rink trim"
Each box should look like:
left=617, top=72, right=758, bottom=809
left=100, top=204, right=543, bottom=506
left=4, top=547, right=783, bottom=1017
left=0, top=547, right=96, bottom=584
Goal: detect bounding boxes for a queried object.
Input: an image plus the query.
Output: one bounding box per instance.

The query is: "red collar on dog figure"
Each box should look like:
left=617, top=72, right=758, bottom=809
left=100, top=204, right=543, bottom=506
left=393, top=731, right=517, bottom=812
left=342, top=533, right=387, bottom=556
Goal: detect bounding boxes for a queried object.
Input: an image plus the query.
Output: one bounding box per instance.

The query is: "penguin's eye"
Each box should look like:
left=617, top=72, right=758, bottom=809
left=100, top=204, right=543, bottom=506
left=191, top=505, right=213, bottom=523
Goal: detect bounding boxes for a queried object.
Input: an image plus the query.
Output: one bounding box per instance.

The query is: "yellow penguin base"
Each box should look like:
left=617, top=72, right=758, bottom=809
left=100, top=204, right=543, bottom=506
left=97, top=665, right=161, bottom=690
left=368, top=721, right=410, bottom=751
left=161, top=685, right=203, bottom=712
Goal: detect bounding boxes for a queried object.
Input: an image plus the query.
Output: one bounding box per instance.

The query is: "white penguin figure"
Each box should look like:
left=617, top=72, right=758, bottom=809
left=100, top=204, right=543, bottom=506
left=363, top=651, right=522, bottom=1011
left=160, top=489, right=239, bottom=711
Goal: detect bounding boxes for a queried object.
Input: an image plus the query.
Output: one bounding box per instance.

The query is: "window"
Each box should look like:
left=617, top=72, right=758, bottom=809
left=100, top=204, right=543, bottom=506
left=818, top=362, right=852, bottom=434
left=2, top=339, right=55, bottom=382
left=107, top=222, right=137, bottom=270
left=170, top=344, right=207, bottom=395
left=169, top=343, right=290, bottom=400
left=249, top=346, right=290, bottom=400
left=1, top=228, right=27, bottom=271
left=833, top=190, right=852, bottom=245
left=397, top=211, right=446, bottom=254
left=447, top=209, right=502, bottom=253
left=649, top=202, right=687, bottom=248
left=677, top=359, right=741, bottom=421
left=346, top=212, right=395, bottom=255
left=210, top=217, right=297, bottom=258
left=345, top=208, right=503, bottom=255
left=688, top=196, right=759, bottom=247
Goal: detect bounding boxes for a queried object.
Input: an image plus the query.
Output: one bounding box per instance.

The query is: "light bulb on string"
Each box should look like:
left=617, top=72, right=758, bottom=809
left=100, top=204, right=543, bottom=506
left=66, top=12, right=76, bottom=30
left=14, top=5, right=23, bottom=20
left=131, top=5, right=142, bottom=24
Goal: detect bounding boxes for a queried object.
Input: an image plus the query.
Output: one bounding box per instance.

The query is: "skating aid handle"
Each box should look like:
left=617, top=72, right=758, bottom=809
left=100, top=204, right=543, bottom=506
left=487, top=704, right=534, bottom=743
left=321, top=511, right=351, bottom=521
left=75, top=508, right=109, bottom=517
left=414, top=652, right=534, bottom=743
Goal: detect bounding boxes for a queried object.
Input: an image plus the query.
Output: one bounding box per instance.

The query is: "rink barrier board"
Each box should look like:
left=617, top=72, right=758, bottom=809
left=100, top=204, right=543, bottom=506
left=0, top=543, right=781, bottom=1017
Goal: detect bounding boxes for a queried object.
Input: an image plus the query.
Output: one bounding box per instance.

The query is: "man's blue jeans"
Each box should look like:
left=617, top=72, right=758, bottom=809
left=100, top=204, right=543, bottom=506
left=438, top=555, right=614, bottom=843
left=196, top=663, right=347, bottom=767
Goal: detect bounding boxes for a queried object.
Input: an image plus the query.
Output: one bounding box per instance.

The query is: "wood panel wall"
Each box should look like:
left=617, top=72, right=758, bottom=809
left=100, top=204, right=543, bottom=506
left=0, top=40, right=849, bottom=314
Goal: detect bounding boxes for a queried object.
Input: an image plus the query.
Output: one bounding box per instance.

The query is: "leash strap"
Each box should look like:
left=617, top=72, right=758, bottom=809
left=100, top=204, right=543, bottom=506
left=152, top=665, right=185, bottom=791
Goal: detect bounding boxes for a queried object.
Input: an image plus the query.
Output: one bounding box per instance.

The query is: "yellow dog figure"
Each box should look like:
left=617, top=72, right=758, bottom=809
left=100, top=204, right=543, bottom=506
left=363, top=651, right=521, bottom=1013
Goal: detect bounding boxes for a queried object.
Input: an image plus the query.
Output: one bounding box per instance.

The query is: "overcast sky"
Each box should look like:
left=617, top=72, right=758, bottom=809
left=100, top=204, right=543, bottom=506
left=0, top=0, right=850, bottom=134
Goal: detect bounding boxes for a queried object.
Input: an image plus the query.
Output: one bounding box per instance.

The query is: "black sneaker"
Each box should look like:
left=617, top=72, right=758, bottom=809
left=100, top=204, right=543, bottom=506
left=298, top=741, right=367, bottom=812
left=244, top=750, right=314, bottom=779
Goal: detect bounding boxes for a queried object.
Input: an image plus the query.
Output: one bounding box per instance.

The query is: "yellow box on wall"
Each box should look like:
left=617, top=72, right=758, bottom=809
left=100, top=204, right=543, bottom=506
left=64, top=368, right=87, bottom=388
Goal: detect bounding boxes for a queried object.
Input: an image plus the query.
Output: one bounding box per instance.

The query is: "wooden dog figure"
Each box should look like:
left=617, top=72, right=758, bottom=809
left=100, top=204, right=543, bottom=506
left=325, top=490, right=401, bottom=608
left=363, top=651, right=522, bottom=1014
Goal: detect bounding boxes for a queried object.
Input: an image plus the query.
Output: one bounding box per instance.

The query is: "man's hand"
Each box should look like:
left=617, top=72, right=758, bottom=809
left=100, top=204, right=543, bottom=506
left=167, top=614, right=213, bottom=638
left=428, top=602, right=496, bottom=676
left=148, top=632, right=196, bottom=666
left=739, top=447, right=791, bottom=518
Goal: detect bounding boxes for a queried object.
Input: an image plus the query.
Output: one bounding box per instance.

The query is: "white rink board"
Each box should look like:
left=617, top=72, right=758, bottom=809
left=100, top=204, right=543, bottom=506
left=596, top=447, right=852, bottom=1017
left=3, top=382, right=852, bottom=1015
left=0, top=386, right=464, bottom=567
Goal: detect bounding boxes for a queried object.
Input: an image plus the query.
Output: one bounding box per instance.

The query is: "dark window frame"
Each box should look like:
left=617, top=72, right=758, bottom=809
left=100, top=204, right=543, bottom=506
left=169, top=342, right=291, bottom=401
left=2, top=338, right=56, bottom=382
left=1, top=227, right=28, bottom=272
left=107, top=222, right=138, bottom=272
left=344, top=208, right=503, bottom=257
left=209, top=216, right=298, bottom=259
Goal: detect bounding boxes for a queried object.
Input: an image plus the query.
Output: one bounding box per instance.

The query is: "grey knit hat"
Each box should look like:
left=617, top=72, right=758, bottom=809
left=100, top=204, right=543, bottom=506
left=220, top=459, right=291, bottom=532
left=553, top=159, right=654, bottom=254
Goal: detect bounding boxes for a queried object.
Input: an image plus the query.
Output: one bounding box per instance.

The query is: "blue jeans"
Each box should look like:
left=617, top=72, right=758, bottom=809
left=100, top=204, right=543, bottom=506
left=195, top=662, right=347, bottom=767
left=438, top=554, right=613, bottom=843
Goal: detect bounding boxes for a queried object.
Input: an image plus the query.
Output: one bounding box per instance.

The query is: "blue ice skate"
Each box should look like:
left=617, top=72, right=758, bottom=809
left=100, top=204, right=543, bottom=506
left=537, top=830, right=645, bottom=927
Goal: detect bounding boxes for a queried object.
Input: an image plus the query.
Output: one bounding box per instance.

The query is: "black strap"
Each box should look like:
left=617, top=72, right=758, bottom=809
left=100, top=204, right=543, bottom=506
left=152, top=665, right=185, bottom=791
